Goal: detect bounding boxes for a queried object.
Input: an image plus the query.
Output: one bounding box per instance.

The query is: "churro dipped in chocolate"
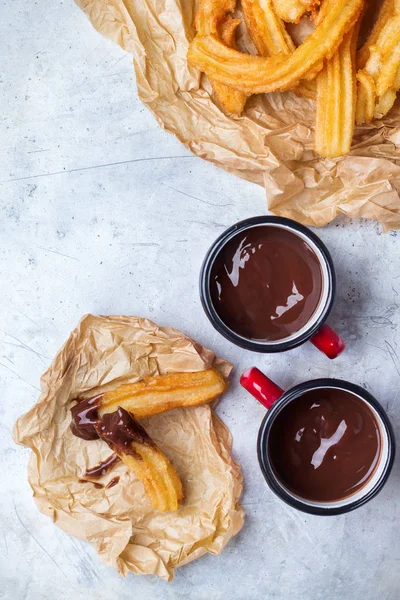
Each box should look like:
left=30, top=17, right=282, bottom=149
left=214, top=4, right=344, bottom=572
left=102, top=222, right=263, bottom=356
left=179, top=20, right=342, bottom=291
left=71, top=401, right=183, bottom=511
left=73, top=369, right=227, bottom=424
left=96, top=408, right=183, bottom=511
left=70, top=369, right=228, bottom=511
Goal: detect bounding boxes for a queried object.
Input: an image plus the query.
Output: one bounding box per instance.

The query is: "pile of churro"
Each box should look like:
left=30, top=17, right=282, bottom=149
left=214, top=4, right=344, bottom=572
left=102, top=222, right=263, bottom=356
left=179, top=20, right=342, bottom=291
left=188, top=0, right=400, bottom=158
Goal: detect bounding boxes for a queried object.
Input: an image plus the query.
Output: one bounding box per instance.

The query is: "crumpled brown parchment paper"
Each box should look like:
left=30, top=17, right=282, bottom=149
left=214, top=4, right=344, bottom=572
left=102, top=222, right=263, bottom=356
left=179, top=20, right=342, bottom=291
left=13, top=314, right=244, bottom=582
left=74, top=0, right=400, bottom=230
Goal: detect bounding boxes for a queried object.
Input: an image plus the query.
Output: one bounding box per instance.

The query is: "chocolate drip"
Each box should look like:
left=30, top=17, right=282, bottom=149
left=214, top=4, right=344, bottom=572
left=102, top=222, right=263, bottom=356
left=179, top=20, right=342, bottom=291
left=106, top=477, right=120, bottom=489
left=70, top=395, right=102, bottom=440
left=84, top=453, right=120, bottom=477
left=71, top=397, right=150, bottom=485
left=78, top=479, right=104, bottom=489
left=95, top=407, right=151, bottom=458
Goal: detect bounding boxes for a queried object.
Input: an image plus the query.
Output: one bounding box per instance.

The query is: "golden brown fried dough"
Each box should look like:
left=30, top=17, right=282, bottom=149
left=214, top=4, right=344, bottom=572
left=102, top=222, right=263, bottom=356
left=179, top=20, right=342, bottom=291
left=315, top=25, right=358, bottom=157
left=356, top=10, right=400, bottom=123
left=195, top=0, right=247, bottom=114
left=210, top=17, right=248, bottom=114
left=97, top=407, right=183, bottom=512
left=357, top=0, right=395, bottom=69
left=188, top=0, right=364, bottom=94
left=241, top=0, right=295, bottom=56
left=98, top=368, right=228, bottom=419
left=188, top=0, right=400, bottom=156
left=194, top=0, right=236, bottom=35
left=356, top=70, right=376, bottom=124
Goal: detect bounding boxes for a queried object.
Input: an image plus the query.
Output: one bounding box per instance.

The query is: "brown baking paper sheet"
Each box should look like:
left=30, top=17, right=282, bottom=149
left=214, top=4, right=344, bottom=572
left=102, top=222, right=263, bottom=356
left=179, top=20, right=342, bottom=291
left=13, top=314, right=244, bottom=582
left=74, top=0, right=400, bottom=231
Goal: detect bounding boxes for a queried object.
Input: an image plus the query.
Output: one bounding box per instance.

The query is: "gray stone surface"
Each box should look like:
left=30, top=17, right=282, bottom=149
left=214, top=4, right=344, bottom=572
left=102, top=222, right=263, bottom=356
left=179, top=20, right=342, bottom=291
left=1, top=2, right=400, bottom=599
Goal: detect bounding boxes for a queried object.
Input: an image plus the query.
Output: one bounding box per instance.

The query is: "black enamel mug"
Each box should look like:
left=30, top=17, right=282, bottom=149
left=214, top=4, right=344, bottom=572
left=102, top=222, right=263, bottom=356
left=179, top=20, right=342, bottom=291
left=200, top=216, right=345, bottom=358
left=241, top=367, right=396, bottom=516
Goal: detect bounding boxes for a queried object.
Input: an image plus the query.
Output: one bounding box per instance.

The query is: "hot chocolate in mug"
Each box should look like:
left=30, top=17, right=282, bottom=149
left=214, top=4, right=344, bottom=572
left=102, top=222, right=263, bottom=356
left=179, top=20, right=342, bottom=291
left=200, top=216, right=345, bottom=358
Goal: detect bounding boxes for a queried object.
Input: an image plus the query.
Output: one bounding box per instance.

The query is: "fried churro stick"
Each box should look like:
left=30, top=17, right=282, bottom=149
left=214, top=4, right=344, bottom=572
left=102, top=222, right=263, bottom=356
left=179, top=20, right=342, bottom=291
left=241, top=0, right=295, bottom=56
left=219, top=17, right=241, bottom=48
left=374, top=64, right=400, bottom=117
left=241, top=0, right=315, bottom=98
left=195, top=0, right=247, bottom=114
left=188, top=0, right=364, bottom=94
left=194, top=0, right=235, bottom=34
left=357, top=0, right=395, bottom=69
left=356, top=12, right=400, bottom=123
left=356, top=70, right=375, bottom=124
left=210, top=17, right=248, bottom=114
left=315, top=25, right=358, bottom=157
left=98, top=369, right=228, bottom=419
left=374, top=19, right=400, bottom=97
left=96, top=407, right=183, bottom=511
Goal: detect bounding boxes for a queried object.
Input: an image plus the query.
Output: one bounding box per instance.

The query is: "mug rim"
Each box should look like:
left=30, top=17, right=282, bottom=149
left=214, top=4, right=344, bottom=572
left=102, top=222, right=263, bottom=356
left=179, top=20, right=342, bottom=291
left=257, top=378, right=396, bottom=516
left=199, top=216, right=336, bottom=353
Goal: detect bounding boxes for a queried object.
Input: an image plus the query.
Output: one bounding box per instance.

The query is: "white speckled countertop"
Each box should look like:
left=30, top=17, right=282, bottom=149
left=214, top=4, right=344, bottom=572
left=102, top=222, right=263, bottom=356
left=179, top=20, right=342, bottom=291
left=1, top=2, right=400, bottom=599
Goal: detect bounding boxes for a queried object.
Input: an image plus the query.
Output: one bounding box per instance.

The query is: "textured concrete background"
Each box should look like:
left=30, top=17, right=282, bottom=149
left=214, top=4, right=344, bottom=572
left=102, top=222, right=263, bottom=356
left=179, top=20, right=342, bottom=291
left=1, top=1, right=400, bottom=599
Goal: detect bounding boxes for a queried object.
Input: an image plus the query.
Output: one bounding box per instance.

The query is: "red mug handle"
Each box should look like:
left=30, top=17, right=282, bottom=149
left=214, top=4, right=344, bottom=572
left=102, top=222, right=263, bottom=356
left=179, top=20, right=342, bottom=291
left=240, top=367, right=283, bottom=409
left=310, top=324, right=345, bottom=359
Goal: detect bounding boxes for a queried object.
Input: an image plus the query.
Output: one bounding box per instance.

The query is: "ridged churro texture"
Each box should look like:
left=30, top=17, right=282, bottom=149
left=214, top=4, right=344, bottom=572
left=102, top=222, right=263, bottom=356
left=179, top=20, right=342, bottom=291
left=315, top=26, right=358, bottom=158
left=97, top=407, right=183, bottom=511
left=75, top=0, right=400, bottom=229
left=98, top=369, right=228, bottom=418
left=195, top=0, right=247, bottom=114
left=356, top=0, right=400, bottom=124
left=189, top=0, right=400, bottom=157
left=188, top=0, right=363, bottom=94
left=241, top=0, right=295, bottom=56
left=240, top=0, right=315, bottom=98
